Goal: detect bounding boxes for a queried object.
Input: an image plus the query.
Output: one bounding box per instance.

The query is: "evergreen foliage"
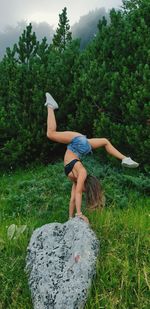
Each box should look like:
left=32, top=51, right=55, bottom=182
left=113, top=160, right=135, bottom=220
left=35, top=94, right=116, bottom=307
left=52, top=7, right=72, bottom=51
left=0, top=1, right=149, bottom=169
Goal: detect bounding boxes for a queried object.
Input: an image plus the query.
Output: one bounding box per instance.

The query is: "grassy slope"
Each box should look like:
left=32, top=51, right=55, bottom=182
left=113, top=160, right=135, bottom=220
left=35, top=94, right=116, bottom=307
left=0, top=157, right=149, bottom=309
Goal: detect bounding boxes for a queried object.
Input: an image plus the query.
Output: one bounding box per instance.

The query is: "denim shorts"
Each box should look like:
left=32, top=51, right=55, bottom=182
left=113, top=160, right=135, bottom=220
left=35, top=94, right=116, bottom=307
left=67, top=135, right=92, bottom=158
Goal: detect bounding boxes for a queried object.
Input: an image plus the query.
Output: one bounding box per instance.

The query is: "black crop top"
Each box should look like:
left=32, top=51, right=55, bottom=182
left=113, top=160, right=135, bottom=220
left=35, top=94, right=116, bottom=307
left=64, top=159, right=80, bottom=176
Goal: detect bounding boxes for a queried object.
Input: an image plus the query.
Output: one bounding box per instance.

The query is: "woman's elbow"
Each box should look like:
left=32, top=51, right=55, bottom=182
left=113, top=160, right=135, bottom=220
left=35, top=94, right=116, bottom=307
left=47, top=131, right=51, bottom=139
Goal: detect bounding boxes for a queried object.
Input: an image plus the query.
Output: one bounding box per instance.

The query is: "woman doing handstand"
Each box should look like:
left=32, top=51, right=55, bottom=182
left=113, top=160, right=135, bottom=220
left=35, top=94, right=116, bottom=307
left=45, top=92, right=139, bottom=224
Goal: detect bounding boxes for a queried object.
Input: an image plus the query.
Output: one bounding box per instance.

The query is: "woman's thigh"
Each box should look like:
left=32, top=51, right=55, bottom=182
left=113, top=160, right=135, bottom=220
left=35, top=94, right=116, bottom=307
left=88, top=138, right=107, bottom=149
left=49, top=131, right=82, bottom=144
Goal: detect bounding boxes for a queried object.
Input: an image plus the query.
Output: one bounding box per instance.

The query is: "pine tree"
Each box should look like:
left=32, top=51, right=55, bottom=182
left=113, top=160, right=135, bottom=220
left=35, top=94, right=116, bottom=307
left=15, top=23, right=39, bottom=65
left=52, top=7, right=72, bottom=51
left=122, top=0, right=142, bottom=13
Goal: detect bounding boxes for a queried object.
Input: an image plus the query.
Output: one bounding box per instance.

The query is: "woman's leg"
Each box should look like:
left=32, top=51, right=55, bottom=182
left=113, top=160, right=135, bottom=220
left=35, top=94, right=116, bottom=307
left=47, top=107, right=82, bottom=144
left=88, top=138, right=125, bottom=160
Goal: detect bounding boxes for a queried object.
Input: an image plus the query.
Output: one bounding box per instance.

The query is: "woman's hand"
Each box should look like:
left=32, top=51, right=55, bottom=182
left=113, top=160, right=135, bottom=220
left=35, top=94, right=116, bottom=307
left=76, top=213, right=89, bottom=224
left=80, top=214, right=89, bottom=224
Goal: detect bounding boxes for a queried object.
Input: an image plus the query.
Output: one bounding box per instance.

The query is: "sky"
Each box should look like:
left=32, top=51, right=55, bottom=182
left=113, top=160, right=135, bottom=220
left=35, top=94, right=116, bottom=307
left=0, top=0, right=123, bottom=31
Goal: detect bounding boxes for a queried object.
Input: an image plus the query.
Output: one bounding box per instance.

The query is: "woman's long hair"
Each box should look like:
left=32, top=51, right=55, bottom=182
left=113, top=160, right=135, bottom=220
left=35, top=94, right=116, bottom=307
left=84, top=174, right=105, bottom=210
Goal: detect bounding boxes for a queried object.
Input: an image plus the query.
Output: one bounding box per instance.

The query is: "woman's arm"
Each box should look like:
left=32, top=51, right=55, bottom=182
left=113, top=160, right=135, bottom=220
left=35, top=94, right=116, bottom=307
left=75, top=168, right=89, bottom=223
left=69, top=183, right=76, bottom=218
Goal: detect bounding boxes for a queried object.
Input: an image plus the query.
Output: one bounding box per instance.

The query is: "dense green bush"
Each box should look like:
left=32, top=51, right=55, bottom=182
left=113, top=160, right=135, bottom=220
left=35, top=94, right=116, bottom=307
left=67, top=1, right=150, bottom=167
left=0, top=13, right=80, bottom=169
left=0, top=1, right=149, bottom=169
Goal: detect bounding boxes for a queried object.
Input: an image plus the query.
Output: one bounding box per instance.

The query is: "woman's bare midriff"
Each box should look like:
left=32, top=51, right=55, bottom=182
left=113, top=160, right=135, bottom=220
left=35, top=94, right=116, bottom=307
left=64, top=149, right=83, bottom=181
left=64, top=149, right=79, bottom=165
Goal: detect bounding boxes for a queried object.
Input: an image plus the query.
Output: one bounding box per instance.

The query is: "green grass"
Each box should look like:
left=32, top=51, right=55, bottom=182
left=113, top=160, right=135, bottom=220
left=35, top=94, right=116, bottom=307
left=85, top=203, right=150, bottom=309
left=0, top=158, right=150, bottom=309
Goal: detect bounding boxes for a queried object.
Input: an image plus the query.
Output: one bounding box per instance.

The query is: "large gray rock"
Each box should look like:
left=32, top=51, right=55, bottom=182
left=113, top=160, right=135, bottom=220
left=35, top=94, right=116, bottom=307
left=26, top=217, right=99, bottom=309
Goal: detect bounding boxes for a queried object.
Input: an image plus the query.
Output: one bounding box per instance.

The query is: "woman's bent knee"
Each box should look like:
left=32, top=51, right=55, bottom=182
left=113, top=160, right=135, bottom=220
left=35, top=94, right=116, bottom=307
left=103, top=138, right=110, bottom=146
left=47, top=131, right=55, bottom=139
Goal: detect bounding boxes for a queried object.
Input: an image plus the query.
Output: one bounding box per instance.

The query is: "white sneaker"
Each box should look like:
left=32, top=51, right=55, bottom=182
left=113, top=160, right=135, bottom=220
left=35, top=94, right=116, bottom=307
left=122, top=157, right=139, bottom=168
left=44, top=92, right=59, bottom=109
